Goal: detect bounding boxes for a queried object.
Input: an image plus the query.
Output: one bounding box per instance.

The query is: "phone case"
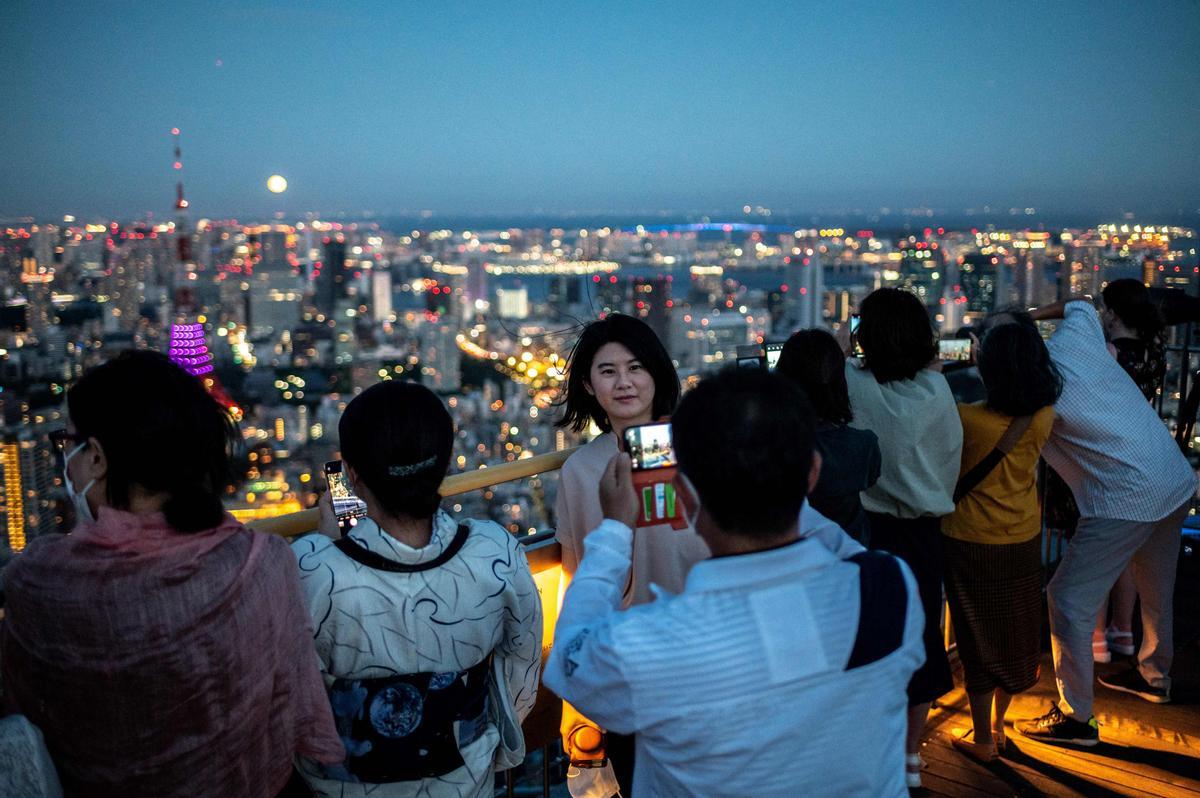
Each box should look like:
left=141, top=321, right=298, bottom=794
left=630, top=468, right=687, bottom=529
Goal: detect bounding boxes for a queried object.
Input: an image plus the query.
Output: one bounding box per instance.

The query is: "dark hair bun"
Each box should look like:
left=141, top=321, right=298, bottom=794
left=338, top=381, right=453, bottom=520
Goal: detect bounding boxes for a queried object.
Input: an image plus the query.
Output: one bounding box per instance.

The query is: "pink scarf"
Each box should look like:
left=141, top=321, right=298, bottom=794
left=1, top=508, right=344, bottom=797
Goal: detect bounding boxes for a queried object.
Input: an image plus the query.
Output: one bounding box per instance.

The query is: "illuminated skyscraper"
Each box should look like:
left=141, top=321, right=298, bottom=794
left=315, top=235, right=348, bottom=321
left=372, top=270, right=394, bottom=323
left=785, top=246, right=824, bottom=332
left=631, top=276, right=672, bottom=343
left=959, top=253, right=999, bottom=314
left=0, top=429, right=60, bottom=554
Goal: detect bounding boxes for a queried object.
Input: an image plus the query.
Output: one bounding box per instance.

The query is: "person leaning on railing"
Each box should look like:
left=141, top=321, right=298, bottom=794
left=289, top=380, right=542, bottom=798
left=552, top=315, right=710, bottom=792
left=0, top=350, right=343, bottom=798
left=1015, top=295, right=1195, bottom=746
left=543, top=367, right=925, bottom=797
left=941, top=322, right=1061, bottom=763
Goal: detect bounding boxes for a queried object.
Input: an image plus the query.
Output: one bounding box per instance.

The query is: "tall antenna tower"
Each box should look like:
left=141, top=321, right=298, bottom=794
left=166, top=127, right=238, bottom=415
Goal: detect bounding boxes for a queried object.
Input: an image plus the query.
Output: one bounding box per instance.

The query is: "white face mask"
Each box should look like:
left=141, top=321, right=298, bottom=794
left=63, top=441, right=97, bottom=524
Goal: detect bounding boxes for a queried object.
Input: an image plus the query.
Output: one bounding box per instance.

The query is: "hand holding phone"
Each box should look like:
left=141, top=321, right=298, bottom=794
left=599, top=453, right=639, bottom=529
left=622, top=422, right=685, bottom=528
left=324, top=460, right=368, bottom=535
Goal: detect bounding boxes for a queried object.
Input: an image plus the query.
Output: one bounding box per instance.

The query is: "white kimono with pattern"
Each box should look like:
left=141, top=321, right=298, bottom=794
left=291, top=510, right=542, bottom=798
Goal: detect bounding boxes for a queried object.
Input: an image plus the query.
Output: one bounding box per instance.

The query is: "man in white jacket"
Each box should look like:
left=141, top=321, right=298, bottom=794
left=544, top=368, right=925, bottom=797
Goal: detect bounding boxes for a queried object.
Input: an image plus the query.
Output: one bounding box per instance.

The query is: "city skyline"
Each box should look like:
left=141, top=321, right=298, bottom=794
left=4, top=0, right=1200, bottom=219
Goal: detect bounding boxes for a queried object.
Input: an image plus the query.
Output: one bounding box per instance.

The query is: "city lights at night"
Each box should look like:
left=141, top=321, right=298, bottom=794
left=1, top=1, right=1199, bottom=795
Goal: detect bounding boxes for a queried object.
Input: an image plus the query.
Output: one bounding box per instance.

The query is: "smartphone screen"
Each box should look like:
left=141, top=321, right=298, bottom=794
left=938, top=338, right=972, bottom=362
left=324, top=460, right=367, bottom=532
left=735, top=344, right=764, bottom=369
left=764, top=342, right=784, bottom=371
left=624, top=422, right=676, bottom=471
left=849, top=314, right=864, bottom=357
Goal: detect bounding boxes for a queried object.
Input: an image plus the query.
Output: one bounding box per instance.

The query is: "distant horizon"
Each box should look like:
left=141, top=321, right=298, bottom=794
left=5, top=204, right=1199, bottom=233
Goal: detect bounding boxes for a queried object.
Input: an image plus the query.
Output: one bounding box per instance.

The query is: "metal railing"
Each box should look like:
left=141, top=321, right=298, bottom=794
left=252, top=447, right=579, bottom=538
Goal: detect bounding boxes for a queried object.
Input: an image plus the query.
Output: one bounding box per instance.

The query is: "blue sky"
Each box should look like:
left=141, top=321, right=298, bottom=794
left=3, top=0, right=1199, bottom=219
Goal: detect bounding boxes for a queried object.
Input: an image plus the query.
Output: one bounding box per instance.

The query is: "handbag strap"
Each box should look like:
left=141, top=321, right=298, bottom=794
left=334, top=523, right=471, bottom=573
left=953, top=414, right=1034, bottom=504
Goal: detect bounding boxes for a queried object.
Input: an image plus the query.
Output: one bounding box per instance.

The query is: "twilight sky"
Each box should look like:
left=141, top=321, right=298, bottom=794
left=2, top=0, right=1199, bottom=220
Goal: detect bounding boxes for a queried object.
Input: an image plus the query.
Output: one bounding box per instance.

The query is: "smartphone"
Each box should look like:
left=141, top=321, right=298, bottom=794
left=623, top=422, right=676, bottom=471
left=764, top=342, right=784, bottom=371
left=324, top=460, right=368, bottom=534
left=736, top=344, right=764, bottom=369
left=849, top=314, right=864, bottom=357
left=938, top=338, right=973, bottom=362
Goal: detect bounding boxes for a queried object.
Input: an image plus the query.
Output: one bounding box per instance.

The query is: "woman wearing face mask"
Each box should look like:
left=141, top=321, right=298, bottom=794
left=0, top=351, right=343, bottom=798
left=553, top=314, right=709, bottom=794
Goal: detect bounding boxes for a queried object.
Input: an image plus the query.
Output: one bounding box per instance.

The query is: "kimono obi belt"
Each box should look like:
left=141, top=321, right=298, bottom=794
left=324, top=655, right=493, bottom=783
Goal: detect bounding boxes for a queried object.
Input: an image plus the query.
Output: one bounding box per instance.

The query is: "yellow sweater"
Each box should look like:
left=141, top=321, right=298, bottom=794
left=942, top=404, right=1055, bottom=545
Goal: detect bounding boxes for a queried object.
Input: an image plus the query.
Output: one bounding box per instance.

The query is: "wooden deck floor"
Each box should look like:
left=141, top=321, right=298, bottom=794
left=917, top=642, right=1200, bottom=798
left=917, top=551, right=1200, bottom=798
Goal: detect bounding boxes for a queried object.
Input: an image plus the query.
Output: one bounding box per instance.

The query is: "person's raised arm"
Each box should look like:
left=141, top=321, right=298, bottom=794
left=1029, top=295, right=1093, bottom=322
left=542, top=453, right=640, bottom=734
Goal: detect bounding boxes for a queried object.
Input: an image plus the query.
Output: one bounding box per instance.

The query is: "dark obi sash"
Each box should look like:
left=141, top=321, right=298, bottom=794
left=324, top=656, right=493, bottom=783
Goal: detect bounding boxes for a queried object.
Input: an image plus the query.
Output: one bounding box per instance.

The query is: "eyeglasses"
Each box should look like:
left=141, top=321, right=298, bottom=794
left=49, top=429, right=88, bottom=453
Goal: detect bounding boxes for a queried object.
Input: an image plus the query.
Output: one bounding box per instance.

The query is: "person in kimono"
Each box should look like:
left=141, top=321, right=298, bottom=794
left=292, top=381, right=542, bottom=798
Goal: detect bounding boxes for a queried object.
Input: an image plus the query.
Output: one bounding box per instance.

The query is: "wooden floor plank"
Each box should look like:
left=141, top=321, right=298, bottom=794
left=916, top=644, right=1200, bottom=798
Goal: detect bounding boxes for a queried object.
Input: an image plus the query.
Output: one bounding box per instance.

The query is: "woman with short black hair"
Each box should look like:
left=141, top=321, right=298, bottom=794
left=842, top=287, right=962, bottom=788
left=943, top=323, right=1061, bottom=762
left=0, top=350, right=343, bottom=797
left=292, top=380, right=542, bottom=798
left=776, top=328, right=881, bottom=544
left=553, top=314, right=708, bottom=793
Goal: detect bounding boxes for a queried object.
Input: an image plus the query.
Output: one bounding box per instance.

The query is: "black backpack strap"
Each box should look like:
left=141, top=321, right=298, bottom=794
left=334, top=523, right=471, bottom=573
left=845, top=551, right=908, bottom=671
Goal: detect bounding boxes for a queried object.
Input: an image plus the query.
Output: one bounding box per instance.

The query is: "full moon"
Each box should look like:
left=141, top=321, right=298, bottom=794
left=266, top=175, right=288, bottom=193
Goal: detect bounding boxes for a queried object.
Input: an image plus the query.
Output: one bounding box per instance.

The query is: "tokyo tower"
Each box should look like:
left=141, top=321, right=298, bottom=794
left=166, top=128, right=239, bottom=417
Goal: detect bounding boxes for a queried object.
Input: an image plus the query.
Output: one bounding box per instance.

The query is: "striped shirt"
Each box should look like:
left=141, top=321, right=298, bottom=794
left=1044, top=301, right=1195, bottom=522
left=543, top=512, right=923, bottom=798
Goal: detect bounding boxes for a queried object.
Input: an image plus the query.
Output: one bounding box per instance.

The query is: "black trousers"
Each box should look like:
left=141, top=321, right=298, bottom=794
left=867, top=511, right=955, bottom=706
